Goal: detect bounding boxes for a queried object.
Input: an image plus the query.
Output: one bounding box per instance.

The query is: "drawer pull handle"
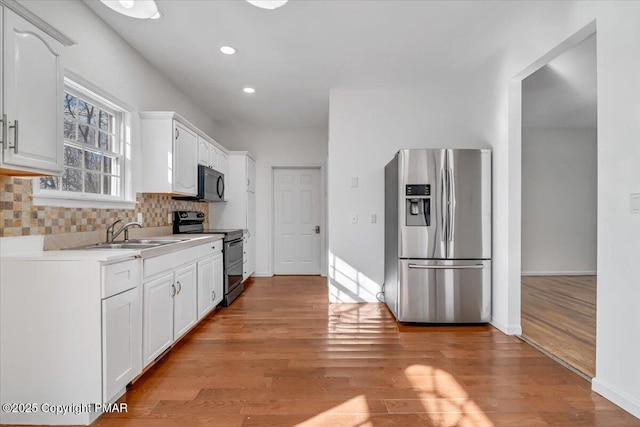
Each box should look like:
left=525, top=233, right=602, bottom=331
left=176, top=281, right=182, bottom=294
left=171, top=284, right=176, bottom=297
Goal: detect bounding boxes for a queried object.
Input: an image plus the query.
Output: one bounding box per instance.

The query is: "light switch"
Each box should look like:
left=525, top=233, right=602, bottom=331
left=370, top=214, right=377, bottom=223
left=351, top=177, right=358, bottom=188
left=351, top=213, right=358, bottom=223
left=631, top=193, right=640, bottom=214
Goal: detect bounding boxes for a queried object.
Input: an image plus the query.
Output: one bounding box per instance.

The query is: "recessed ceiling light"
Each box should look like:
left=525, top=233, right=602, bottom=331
left=99, top=0, right=160, bottom=19
left=246, top=0, right=288, bottom=10
left=220, top=46, right=237, bottom=55
left=243, top=87, right=256, bottom=94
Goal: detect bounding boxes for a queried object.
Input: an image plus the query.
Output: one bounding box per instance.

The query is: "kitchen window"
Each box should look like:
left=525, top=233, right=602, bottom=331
left=34, top=76, right=134, bottom=208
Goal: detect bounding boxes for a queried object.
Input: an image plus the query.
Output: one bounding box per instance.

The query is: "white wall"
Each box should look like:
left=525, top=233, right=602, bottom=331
left=214, top=125, right=328, bottom=276
left=521, top=127, right=597, bottom=274
left=467, top=1, right=640, bottom=418
left=17, top=0, right=218, bottom=193
left=327, top=89, right=480, bottom=302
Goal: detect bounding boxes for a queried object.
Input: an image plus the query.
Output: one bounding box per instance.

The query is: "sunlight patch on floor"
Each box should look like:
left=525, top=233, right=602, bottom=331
left=403, top=364, right=494, bottom=427
left=294, top=395, right=372, bottom=427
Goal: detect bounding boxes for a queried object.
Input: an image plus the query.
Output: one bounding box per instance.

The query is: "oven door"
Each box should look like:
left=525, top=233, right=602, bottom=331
left=199, top=165, right=224, bottom=202
left=226, top=259, right=243, bottom=294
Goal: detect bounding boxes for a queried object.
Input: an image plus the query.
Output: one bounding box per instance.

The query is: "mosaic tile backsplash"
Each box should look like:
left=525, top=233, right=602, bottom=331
left=0, top=176, right=209, bottom=237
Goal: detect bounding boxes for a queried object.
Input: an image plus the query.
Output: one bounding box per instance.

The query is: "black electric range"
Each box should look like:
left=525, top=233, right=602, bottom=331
left=173, top=211, right=244, bottom=306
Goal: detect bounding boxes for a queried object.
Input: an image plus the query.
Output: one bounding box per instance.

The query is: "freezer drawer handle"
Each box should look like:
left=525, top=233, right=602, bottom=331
left=408, top=264, right=484, bottom=270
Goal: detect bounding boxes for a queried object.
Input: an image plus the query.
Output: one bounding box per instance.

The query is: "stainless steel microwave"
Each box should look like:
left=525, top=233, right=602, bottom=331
left=174, top=165, right=224, bottom=202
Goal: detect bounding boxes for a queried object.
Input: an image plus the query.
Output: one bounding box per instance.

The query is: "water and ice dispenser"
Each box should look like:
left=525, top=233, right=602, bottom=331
left=405, top=184, right=430, bottom=226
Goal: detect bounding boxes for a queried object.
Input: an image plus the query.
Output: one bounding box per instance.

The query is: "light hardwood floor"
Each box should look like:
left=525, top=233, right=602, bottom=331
left=521, top=275, right=596, bottom=378
left=92, top=275, right=636, bottom=426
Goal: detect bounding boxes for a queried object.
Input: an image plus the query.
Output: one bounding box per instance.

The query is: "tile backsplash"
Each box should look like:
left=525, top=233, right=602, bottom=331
left=0, top=176, right=208, bottom=237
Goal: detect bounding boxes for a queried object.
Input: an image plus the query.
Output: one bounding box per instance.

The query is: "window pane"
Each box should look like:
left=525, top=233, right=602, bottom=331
left=64, top=118, right=76, bottom=140
left=62, top=168, right=82, bottom=192
left=63, top=93, right=76, bottom=118
left=98, top=110, right=113, bottom=132
left=78, top=125, right=96, bottom=145
left=103, top=156, right=113, bottom=174
left=98, top=131, right=112, bottom=151
left=84, top=171, right=101, bottom=194
left=39, top=176, right=59, bottom=190
left=103, top=176, right=119, bottom=196
left=84, top=150, right=102, bottom=171
left=78, top=99, right=97, bottom=125
left=64, top=145, right=83, bottom=168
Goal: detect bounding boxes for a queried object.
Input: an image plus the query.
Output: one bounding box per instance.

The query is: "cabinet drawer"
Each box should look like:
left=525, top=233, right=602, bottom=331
left=102, top=259, right=140, bottom=298
left=197, top=240, right=222, bottom=258
left=143, top=252, right=174, bottom=279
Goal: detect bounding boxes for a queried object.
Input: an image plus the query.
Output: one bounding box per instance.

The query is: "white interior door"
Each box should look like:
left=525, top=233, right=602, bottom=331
left=274, top=168, right=321, bottom=274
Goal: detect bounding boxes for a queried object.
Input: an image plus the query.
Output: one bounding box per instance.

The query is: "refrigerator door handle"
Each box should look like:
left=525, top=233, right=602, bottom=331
left=448, top=167, right=455, bottom=242
left=408, top=264, right=484, bottom=270
left=440, top=168, right=447, bottom=241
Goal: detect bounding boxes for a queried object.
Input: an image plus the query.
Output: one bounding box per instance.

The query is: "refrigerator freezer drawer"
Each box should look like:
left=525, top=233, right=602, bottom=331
left=397, top=259, right=491, bottom=323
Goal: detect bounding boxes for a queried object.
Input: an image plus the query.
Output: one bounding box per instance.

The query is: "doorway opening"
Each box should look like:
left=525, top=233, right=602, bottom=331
left=272, top=167, right=324, bottom=275
left=520, top=32, right=597, bottom=378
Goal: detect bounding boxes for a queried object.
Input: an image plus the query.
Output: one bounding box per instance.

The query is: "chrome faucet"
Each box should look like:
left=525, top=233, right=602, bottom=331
left=106, top=220, right=142, bottom=242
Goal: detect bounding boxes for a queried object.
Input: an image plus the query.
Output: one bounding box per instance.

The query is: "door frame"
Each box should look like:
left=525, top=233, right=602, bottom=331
left=271, top=165, right=326, bottom=276
left=506, top=20, right=597, bottom=334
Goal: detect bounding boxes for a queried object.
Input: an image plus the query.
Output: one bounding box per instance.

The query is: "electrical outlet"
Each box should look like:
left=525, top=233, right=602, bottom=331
left=370, top=214, right=377, bottom=223
left=137, top=212, right=143, bottom=224
left=168, top=213, right=173, bottom=223
left=351, top=177, right=359, bottom=188
left=351, top=213, right=358, bottom=223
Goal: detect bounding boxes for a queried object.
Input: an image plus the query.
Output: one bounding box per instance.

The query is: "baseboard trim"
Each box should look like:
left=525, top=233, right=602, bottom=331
left=490, top=319, right=521, bottom=335
left=521, top=270, right=597, bottom=276
left=592, top=377, right=640, bottom=419
left=253, top=272, right=273, bottom=278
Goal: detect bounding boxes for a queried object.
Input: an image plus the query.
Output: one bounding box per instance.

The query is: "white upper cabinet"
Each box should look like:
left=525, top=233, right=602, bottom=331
left=247, top=156, right=256, bottom=193
left=173, top=122, right=197, bottom=195
left=217, top=151, right=229, bottom=177
left=140, top=112, right=228, bottom=196
left=197, top=136, right=210, bottom=167
left=0, top=4, right=74, bottom=176
left=140, top=112, right=198, bottom=196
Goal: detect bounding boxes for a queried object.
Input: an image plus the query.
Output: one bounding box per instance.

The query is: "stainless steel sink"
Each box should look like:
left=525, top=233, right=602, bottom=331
left=66, top=239, right=189, bottom=250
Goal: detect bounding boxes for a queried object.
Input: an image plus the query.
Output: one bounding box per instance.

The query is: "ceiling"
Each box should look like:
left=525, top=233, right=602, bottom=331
left=523, top=34, right=597, bottom=128
left=84, top=0, right=554, bottom=129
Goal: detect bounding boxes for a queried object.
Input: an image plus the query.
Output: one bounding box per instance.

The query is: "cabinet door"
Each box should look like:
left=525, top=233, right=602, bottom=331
left=197, top=137, right=209, bottom=167
left=173, top=263, right=197, bottom=339
left=2, top=9, right=63, bottom=174
left=173, top=122, right=197, bottom=195
left=102, top=287, right=141, bottom=403
left=247, top=156, right=256, bottom=192
left=209, top=144, right=219, bottom=171
left=143, top=273, right=174, bottom=366
left=197, top=256, right=214, bottom=319
left=212, top=252, right=224, bottom=306
left=217, top=152, right=228, bottom=178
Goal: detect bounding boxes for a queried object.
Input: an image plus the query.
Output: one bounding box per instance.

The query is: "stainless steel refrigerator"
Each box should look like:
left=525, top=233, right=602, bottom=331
left=384, top=149, right=491, bottom=323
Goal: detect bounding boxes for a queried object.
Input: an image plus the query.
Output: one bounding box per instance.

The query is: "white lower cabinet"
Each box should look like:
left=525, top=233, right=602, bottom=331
left=197, top=251, right=224, bottom=318
left=142, top=239, right=223, bottom=368
left=143, top=272, right=175, bottom=365
left=173, top=263, right=197, bottom=338
left=0, top=256, right=141, bottom=426
left=102, top=286, right=141, bottom=405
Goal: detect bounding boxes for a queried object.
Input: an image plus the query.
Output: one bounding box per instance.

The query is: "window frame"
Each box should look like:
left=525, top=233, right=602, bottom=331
left=33, top=73, right=136, bottom=209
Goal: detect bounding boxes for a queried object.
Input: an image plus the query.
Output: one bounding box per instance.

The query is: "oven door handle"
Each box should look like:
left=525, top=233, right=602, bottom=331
left=227, top=240, right=243, bottom=248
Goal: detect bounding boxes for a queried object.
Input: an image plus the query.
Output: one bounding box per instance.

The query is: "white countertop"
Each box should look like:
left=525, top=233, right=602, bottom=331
left=0, top=234, right=225, bottom=263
